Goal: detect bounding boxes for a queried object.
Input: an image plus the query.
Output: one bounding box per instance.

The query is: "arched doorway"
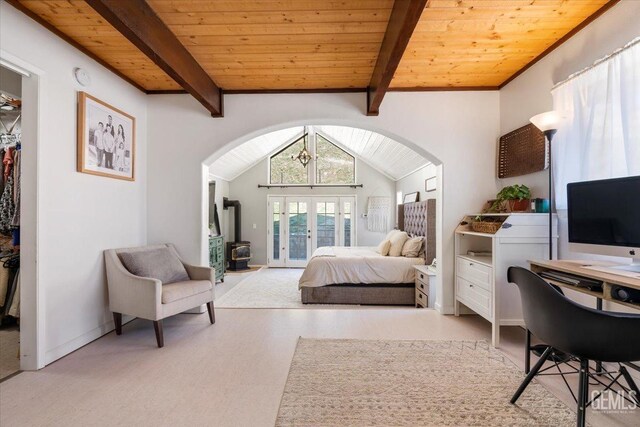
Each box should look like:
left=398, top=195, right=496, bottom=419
left=201, top=123, right=444, bottom=310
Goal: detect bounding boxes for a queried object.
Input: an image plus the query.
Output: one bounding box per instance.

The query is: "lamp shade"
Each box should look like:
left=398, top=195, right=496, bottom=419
left=530, top=110, right=563, bottom=132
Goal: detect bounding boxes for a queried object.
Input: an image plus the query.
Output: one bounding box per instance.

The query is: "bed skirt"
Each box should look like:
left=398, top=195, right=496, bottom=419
left=301, top=284, right=414, bottom=306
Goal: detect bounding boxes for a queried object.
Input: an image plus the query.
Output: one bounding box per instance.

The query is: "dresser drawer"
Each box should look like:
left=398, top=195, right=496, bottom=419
left=456, top=276, right=491, bottom=319
left=415, top=277, right=429, bottom=294
left=416, top=269, right=429, bottom=283
left=415, top=288, right=428, bottom=308
left=456, top=257, right=492, bottom=291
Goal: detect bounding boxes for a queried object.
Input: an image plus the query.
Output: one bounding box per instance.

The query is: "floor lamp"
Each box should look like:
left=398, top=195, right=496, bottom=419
left=530, top=111, right=563, bottom=260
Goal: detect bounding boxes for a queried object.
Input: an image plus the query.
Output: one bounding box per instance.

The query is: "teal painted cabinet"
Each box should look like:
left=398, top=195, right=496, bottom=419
left=209, top=235, right=225, bottom=282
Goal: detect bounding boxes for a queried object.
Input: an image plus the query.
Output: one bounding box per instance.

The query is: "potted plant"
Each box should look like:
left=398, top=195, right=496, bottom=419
left=491, top=185, right=532, bottom=212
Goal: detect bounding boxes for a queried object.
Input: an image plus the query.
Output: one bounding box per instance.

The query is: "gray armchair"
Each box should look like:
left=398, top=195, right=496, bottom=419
left=105, top=244, right=215, bottom=347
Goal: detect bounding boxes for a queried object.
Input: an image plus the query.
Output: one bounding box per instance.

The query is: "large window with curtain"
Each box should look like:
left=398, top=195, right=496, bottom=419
left=551, top=38, right=640, bottom=209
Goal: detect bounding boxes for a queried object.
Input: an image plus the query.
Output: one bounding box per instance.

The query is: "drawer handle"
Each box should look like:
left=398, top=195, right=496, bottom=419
left=469, top=262, right=473, bottom=266
left=469, top=284, right=474, bottom=288
left=419, top=283, right=424, bottom=289
left=420, top=273, right=424, bottom=279
left=418, top=293, right=423, bottom=299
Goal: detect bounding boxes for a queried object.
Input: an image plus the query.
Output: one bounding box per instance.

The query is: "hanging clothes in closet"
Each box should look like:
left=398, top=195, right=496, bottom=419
left=0, top=115, right=20, bottom=326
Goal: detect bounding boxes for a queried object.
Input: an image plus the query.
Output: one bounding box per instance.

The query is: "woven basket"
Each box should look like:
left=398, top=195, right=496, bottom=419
left=498, top=124, right=547, bottom=178
left=472, top=221, right=502, bottom=234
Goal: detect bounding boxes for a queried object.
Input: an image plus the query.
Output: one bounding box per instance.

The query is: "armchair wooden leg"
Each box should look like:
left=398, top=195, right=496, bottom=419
left=153, top=320, right=164, bottom=348
left=206, top=301, right=216, bottom=325
left=113, top=313, right=122, bottom=335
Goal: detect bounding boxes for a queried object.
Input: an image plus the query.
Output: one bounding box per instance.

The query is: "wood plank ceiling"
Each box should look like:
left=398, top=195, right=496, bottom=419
left=392, top=0, right=613, bottom=89
left=8, top=0, right=616, bottom=109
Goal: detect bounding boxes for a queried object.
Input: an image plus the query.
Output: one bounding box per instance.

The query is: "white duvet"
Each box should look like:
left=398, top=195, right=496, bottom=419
left=298, top=246, right=425, bottom=289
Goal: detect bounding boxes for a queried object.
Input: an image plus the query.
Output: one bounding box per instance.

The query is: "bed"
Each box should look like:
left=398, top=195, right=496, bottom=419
left=300, top=199, right=436, bottom=305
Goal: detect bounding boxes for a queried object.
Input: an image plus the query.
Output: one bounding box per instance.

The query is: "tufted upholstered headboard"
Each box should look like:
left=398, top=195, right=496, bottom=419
left=402, top=199, right=436, bottom=264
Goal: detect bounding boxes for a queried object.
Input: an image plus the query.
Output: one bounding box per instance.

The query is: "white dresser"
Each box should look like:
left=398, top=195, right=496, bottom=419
left=454, top=213, right=557, bottom=347
left=414, top=265, right=435, bottom=308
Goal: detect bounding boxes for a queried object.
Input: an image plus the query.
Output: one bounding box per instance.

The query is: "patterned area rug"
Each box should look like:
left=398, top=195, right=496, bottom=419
left=216, top=267, right=307, bottom=308
left=276, top=339, right=577, bottom=426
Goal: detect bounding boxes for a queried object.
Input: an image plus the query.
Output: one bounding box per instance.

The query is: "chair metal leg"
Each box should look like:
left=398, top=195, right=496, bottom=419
left=206, top=301, right=215, bottom=325
left=525, top=329, right=531, bottom=374
left=113, top=313, right=122, bottom=335
left=153, top=320, right=164, bottom=348
left=577, top=359, right=589, bottom=427
left=511, top=346, right=553, bottom=404
left=620, top=366, right=640, bottom=405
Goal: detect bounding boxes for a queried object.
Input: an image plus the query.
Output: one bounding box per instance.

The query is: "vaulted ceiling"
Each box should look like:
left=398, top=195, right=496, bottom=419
left=8, top=0, right=617, bottom=115
left=209, top=125, right=430, bottom=181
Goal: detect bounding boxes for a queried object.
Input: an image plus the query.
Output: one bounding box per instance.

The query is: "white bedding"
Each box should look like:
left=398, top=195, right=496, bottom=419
left=298, top=246, right=425, bottom=289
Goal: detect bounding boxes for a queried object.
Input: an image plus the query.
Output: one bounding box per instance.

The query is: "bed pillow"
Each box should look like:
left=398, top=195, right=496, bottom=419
left=384, top=229, right=401, bottom=241
left=402, top=236, right=423, bottom=257
left=388, top=231, right=409, bottom=257
left=376, top=239, right=391, bottom=256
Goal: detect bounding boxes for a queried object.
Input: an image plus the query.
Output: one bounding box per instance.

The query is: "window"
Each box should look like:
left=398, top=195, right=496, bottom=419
left=268, top=130, right=356, bottom=185
left=270, top=135, right=309, bottom=184
left=315, top=134, right=355, bottom=184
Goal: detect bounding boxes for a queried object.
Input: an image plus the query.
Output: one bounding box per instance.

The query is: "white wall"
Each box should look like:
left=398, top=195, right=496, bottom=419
left=147, top=91, right=500, bottom=313
left=396, top=164, right=437, bottom=205
left=1, top=3, right=148, bottom=365
left=499, top=0, right=640, bottom=200
left=227, top=158, right=395, bottom=265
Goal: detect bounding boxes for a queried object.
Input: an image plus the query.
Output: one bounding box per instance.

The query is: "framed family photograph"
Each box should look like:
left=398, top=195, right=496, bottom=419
left=77, top=91, right=135, bottom=181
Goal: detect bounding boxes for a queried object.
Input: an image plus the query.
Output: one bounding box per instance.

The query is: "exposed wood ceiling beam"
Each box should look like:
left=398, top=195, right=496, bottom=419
left=366, top=0, right=429, bottom=116
left=85, top=0, right=223, bottom=117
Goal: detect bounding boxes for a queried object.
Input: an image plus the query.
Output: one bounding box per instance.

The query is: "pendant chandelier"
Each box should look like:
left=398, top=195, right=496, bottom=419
left=291, top=127, right=312, bottom=167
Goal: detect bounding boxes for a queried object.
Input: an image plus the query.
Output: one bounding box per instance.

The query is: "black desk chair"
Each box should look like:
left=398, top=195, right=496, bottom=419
left=507, top=266, right=640, bottom=427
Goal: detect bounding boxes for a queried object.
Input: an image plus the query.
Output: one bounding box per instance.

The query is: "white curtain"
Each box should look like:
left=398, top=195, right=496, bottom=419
left=551, top=38, right=640, bottom=209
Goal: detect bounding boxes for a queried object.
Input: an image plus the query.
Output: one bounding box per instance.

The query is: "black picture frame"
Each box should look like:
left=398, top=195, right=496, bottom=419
left=403, top=192, right=419, bottom=204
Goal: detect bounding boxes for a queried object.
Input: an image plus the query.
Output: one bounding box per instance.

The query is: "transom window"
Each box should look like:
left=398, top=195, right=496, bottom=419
left=315, top=134, right=355, bottom=184
left=269, top=135, right=309, bottom=185
left=269, top=131, right=356, bottom=185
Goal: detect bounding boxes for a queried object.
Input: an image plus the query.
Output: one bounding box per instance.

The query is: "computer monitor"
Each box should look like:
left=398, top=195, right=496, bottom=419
left=567, top=176, right=640, bottom=275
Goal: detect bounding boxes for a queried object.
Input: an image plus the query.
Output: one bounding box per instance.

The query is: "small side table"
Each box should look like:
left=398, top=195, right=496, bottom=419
left=414, top=265, right=435, bottom=308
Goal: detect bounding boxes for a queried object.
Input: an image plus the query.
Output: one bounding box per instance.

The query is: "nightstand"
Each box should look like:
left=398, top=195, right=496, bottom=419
left=414, top=265, right=434, bottom=308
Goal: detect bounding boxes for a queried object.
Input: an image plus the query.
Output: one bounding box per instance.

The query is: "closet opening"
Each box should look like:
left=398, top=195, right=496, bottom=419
left=0, top=65, right=23, bottom=381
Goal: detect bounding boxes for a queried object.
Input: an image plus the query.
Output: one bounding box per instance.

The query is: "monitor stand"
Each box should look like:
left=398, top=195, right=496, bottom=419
left=585, top=258, right=640, bottom=278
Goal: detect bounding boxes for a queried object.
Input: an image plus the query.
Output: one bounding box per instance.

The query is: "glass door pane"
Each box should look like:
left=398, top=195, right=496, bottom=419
left=272, top=201, right=281, bottom=261
left=268, top=197, right=285, bottom=267
left=288, top=200, right=309, bottom=265
left=340, top=197, right=355, bottom=247
left=315, top=200, right=337, bottom=249
left=343, top=200, right=352, bottom=246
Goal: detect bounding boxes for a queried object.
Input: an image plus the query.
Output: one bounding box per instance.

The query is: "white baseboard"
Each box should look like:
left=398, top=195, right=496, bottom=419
left=500, top=319, right=525, bottom=327
left=435, top=303, right=455, bottom=314
left=44, top=315, right=134, bottom=366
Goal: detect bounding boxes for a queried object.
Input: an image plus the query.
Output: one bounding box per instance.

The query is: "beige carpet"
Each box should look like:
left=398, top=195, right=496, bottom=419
left=276, top=339, right=577, bottom=426
left=216, top=267, right=306, bottom=308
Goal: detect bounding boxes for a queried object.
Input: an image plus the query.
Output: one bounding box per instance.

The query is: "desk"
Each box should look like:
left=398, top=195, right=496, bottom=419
left=528, top=259, right=640, bottom=373
left=529, top=259, right=640, bottom=311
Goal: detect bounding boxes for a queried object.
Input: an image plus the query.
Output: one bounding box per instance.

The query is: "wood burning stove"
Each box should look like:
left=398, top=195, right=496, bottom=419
left=226, top=241, right=251, bottom=270
left=224, top=197, right=251, bottom=271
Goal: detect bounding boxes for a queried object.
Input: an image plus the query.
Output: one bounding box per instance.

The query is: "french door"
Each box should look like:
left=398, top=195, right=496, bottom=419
left=268, top=195, right=355, bottom=267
